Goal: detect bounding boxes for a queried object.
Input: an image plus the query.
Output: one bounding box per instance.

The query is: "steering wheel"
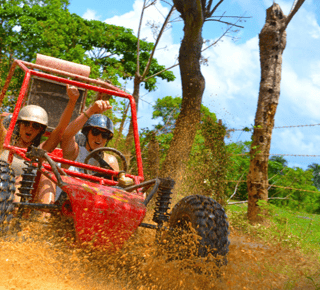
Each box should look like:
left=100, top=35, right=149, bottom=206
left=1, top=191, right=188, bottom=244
left=83, top=147, right=128, bottom=175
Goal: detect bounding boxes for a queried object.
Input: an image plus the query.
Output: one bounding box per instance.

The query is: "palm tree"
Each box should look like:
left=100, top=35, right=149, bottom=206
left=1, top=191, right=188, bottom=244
left=307, top=163, right=320, bottom=190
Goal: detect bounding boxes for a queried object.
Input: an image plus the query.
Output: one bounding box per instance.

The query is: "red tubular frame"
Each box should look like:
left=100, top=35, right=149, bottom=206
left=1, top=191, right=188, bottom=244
left=0, top=59, right=144, bottom=183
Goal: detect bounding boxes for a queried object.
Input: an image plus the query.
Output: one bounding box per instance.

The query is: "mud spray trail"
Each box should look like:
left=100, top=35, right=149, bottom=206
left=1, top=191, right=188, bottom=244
left=0, top=219, right=318, bottom=290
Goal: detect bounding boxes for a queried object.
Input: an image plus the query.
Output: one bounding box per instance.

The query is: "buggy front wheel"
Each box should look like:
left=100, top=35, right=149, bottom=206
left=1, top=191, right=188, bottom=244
left=168, top=195, right=230, bottom=264
left=0, top=160, right=16, bottom=235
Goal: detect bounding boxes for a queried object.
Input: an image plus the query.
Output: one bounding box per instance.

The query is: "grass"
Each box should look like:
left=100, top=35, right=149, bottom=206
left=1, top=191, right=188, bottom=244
left=226, top=202, right=320, bottom=253
left=226, top=202, right=320, bottom=289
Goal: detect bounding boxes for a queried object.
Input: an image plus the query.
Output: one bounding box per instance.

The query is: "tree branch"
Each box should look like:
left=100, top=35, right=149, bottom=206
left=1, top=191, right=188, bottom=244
left=207, top=0, right=224, bottom=19
left=227, top=172, right=245, bottom=203
left=209, top=15, right=251, bottom=18
left=136, top=0, right=148, bottom=77
left=141, top=5, right=175, bottom=79
left=202, top=27, right=229, bottom=52
left=281, top=0, right=305, bottom=32
left=160, top=0, right=174, bottom=6
left=202, top=15, right=242, bottom=52
left=145, top=9, right=241, bottom=81
left=205, top=18, right=244, bottom=28
left=145, top=0, right=157, bottom=9
left=144, top=63, right=179, bottom=81
left=100, top=53, right=116, bottom=60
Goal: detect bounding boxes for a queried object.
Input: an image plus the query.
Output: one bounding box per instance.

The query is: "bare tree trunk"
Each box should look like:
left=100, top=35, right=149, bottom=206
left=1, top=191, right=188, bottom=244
left=124, top=75, right=141, bottom=164
left=247, top=1, right=304, bottom=223
left=146, top=132, right=160, bottom=179
left=124, top=3, right=175, bottom=160
left=160, top=0, right=205, bottom=185
left=114, top=101, right=130, bottom=149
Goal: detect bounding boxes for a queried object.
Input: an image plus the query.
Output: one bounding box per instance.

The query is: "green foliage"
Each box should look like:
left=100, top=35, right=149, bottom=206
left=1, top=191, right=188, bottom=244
left=268, top=165, right=320, bottom=213
left=307, top=163, right=320, bottom=190
left=224, top=148, right=320, bottom=214
left=151, top=95, right=216, bottom=134
left=152, top=96, right=181, bottom=133
left=184, top=116, right=229, bottom=203
left=142, top=95, right=234, bottom=202
left=146, top=96, right=219, bottom=166
left=0, top=0, right=175, bottom=111
left=225, top=141, right=251, bottom=201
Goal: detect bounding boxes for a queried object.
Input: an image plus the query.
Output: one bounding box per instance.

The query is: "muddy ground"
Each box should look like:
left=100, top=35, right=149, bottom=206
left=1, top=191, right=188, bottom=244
left=0, top=219, right=319, bottom=290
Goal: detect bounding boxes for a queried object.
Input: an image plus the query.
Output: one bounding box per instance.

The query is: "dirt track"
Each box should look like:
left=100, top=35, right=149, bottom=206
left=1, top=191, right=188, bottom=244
left=0, top=220, right=318, bottom=290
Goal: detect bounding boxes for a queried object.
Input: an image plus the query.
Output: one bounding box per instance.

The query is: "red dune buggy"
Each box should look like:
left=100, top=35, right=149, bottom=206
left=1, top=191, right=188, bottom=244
left=0, top=55, right=229, bottom=260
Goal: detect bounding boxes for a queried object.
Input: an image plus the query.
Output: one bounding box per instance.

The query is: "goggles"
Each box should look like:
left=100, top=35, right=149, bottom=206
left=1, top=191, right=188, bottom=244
left=20, top=121, right=43, bottom=130
left=91, top=127, right=112, bottom=139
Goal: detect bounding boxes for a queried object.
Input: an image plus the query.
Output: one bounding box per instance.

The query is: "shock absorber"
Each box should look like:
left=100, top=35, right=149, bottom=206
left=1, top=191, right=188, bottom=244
left=152, top=178, right=175, bottom=227
left=17, top=161, right=37, bottom=203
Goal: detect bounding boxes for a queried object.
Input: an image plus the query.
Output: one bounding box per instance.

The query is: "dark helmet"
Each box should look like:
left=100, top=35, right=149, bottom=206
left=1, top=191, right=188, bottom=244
left=81, top=114, right=114, bottom=140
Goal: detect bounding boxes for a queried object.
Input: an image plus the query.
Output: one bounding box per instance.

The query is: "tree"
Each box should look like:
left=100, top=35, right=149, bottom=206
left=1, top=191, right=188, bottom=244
left=307, top=163, right=320, bottom=190
left=160, top=0, right=245, bottom=187
left=146, top=95, right=217, bottom=162
left=247, top=0, right=306, bottom=223
left=225, top=141, right=251, bottom=201
left=123, top=0, right=176, bottom=161
left=152, top=95, right=182, bottom=133
left=0, top=0, right=175, bottom=112
left=269, top=155, right=288, bottom=168
left=268, top=166, right=320, bottom=213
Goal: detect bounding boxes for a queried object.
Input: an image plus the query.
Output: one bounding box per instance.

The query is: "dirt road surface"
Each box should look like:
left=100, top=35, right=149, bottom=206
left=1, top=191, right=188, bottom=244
left=0, top=221, right=318, bottom=290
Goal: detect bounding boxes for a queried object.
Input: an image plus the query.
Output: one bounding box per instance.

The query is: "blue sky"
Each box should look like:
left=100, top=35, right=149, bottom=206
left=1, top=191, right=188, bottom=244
left=68, top=0, right=320, bottom=169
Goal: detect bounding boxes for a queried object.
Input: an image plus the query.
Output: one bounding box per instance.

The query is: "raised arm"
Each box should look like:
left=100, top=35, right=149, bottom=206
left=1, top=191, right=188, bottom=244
left=60, top=99, right=112, bottom=162
left=40, top=85, right=79, bottom=152
left=0, top=116, right=7, bottom=152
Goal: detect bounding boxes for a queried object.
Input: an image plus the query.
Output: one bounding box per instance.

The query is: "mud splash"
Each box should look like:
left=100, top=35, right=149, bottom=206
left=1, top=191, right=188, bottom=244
left=0, top=219, right=319, bottom=290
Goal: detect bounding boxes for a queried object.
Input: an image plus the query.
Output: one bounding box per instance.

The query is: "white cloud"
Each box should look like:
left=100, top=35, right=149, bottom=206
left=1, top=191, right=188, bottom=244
left=274, top=130, right=313, bottom=153
left=309, top=19, right=320, bottom=39
left=200, top=36, right=260, bottom=128
left=96, top=0, right=319, bottom=169
left=105, top=0, right=173, bottom=47
left=310, top=61, right=320, bottom=86
left=82, top=9, right=101, bottom=21
left=281, top=63, right=320, bottom=120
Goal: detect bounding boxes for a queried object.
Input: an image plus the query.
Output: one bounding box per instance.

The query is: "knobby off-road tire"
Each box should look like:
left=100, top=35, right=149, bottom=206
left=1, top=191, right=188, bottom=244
left=168, top=195, right=230, bottom=263
left=0, top=160, right=16, bottom=235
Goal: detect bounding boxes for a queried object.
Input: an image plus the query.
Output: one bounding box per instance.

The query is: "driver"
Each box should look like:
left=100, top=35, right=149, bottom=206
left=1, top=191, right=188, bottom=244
left=60, top=100, right=119, bottom=172
left=55, top=96, right=119, bottom=201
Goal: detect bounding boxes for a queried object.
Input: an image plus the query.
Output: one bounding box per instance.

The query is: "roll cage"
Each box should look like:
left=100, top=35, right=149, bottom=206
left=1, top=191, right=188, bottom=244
left=0, top=55, right=144, bottom=187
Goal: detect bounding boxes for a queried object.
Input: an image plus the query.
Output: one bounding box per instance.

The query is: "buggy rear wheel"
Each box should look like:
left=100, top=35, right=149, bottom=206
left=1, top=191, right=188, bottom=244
left=0, top=160, right=16, bottom=235
left=168, top=195, right=229, bottom=264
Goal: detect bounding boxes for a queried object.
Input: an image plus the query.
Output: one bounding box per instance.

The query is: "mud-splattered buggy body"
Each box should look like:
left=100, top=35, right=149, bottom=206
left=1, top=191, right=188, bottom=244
left=0, top=55, right=229, bottom=259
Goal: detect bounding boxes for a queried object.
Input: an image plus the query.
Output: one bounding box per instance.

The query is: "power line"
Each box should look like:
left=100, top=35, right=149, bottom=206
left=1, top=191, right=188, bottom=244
left=228, top=123, right=320, bottom=132
left=140, top=97, right=154, bottom=106
left=233, top=153, right=320, bottom=157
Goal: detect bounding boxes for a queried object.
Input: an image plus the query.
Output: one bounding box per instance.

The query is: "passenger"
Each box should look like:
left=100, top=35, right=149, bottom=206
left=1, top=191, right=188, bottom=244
left=0, top=85, right=80, bottom=203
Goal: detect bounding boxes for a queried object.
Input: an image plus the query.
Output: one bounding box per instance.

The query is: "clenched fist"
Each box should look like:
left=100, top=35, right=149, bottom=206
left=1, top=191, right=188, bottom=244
left=67, top=85, right=80, bottom=103
left=88, top=100, right=112, bottom=115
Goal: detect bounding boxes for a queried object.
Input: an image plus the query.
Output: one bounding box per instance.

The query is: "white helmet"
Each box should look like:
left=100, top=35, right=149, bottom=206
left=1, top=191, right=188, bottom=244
left=17, top=105, right=48, bottom=128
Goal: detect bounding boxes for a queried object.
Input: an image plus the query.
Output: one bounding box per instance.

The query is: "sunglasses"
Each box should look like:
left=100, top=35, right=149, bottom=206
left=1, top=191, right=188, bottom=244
left=20, top=121, right=43, bottom=130
left=91, top=127, right=112, bottom=139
